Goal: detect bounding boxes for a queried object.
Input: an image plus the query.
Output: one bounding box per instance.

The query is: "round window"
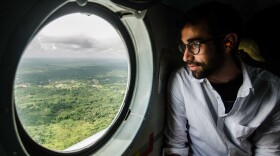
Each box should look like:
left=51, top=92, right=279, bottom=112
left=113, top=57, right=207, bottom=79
left=14, top=12, right=130, bottom=152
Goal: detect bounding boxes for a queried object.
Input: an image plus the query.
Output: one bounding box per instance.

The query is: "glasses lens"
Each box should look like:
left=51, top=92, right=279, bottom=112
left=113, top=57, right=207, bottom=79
left=178, top=43, right=186, bottom=53
left=191, top=42, right=200, bottom=55
left=178, top=41, right=201, bottom=55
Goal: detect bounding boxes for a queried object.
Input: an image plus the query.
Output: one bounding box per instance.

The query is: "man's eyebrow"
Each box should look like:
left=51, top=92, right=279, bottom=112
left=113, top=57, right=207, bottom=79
left=184, top=37, right=203, bottom=43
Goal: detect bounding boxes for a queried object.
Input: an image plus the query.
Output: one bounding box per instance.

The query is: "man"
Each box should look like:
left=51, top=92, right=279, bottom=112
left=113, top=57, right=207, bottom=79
left=164, top=1, right=280, bottom=156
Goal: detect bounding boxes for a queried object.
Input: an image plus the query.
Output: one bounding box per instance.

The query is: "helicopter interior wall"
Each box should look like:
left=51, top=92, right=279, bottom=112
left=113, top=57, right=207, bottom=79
left=146, top=3, right=184, bottom=94
left=122, top=3, right=184, bottom=155
left=161, top=0, right=279, bottom=19
left=0, top=0, right=37, bottom=61
left=0, top=1, right=50, bottom=156
left=244, top=3, right=280, bottom=77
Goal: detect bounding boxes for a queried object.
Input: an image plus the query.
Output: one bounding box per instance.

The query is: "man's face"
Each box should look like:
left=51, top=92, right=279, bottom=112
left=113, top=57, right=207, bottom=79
left=180, top=23, right=225, bottom=79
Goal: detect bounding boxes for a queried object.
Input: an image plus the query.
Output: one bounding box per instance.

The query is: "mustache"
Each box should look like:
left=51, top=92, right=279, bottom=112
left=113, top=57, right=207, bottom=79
left=185, top=60, right=203, bottom=66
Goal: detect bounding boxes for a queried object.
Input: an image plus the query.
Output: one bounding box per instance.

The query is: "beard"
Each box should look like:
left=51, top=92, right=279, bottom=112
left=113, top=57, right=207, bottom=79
left=187, top=52, right=225, bottom=79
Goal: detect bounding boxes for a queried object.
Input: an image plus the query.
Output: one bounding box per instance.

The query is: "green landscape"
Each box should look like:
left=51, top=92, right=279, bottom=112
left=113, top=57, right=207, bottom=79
left=14, top=58, right=128, bottom=150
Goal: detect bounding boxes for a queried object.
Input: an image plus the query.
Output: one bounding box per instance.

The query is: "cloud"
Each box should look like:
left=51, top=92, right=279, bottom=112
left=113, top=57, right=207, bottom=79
left=25, top=33, right=126, bottom=59
left=39, top=34, right=97, bottom=50
left=23, top=13, right=127, bottom=59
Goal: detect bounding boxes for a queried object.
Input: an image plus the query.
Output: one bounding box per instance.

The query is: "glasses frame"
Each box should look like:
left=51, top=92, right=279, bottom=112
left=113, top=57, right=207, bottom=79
left=178, top=34, right=226, bottom=55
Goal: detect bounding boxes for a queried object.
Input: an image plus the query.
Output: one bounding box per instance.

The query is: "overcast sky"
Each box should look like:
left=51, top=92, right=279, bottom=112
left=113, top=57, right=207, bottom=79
left=24, top=13, right=127, bottom=59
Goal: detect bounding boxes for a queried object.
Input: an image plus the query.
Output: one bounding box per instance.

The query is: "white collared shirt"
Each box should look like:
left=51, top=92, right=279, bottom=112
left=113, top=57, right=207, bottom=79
left=164, top=63, right=280, bottom=156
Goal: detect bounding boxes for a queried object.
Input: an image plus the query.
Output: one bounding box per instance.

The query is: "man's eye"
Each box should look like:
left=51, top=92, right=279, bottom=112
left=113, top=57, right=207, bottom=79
left=192, top=41, right=200, bottom=44
left=192, top=42, right=200, bottom=47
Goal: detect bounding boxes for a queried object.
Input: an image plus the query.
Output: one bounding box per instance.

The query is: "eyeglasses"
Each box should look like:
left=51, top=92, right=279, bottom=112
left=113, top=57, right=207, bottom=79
left=178, top=35, right=225, bottom=55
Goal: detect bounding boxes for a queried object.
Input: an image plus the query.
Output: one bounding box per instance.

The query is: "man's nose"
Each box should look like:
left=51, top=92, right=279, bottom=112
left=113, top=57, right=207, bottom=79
left=183, top=48, right=193, bottom=62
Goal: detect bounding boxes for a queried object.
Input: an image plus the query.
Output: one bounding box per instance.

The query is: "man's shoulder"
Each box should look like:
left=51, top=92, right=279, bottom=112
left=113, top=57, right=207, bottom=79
left=169, top=66, right=203, bottom=85
left=172, top=66, right=189, bottom=76
left=169, top=66, right=185, bottom=78
left=169, top=66, right=194, bottom=81
left=246, top=64, right=280, bottom=85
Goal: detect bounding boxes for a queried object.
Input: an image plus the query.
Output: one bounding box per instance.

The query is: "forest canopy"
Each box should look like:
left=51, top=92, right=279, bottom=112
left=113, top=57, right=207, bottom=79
left=14, top=58, right=128, bottom=150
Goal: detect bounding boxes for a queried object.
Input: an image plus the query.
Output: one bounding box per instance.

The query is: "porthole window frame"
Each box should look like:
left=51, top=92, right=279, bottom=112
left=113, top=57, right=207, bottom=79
left=10, top=1, right=136, bottom=156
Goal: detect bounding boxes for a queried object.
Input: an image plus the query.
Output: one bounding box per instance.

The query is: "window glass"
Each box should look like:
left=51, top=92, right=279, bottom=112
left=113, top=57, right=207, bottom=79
left=14, top=13, right=128, bottom=151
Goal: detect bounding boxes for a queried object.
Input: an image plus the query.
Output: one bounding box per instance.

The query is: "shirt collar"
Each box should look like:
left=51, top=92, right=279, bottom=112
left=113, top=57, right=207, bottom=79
left=238, top=61, right=254, bottom=97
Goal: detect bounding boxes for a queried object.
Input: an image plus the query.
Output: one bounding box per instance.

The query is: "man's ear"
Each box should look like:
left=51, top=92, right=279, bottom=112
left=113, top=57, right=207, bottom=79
left=223, top=33, right=237, bottom=53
